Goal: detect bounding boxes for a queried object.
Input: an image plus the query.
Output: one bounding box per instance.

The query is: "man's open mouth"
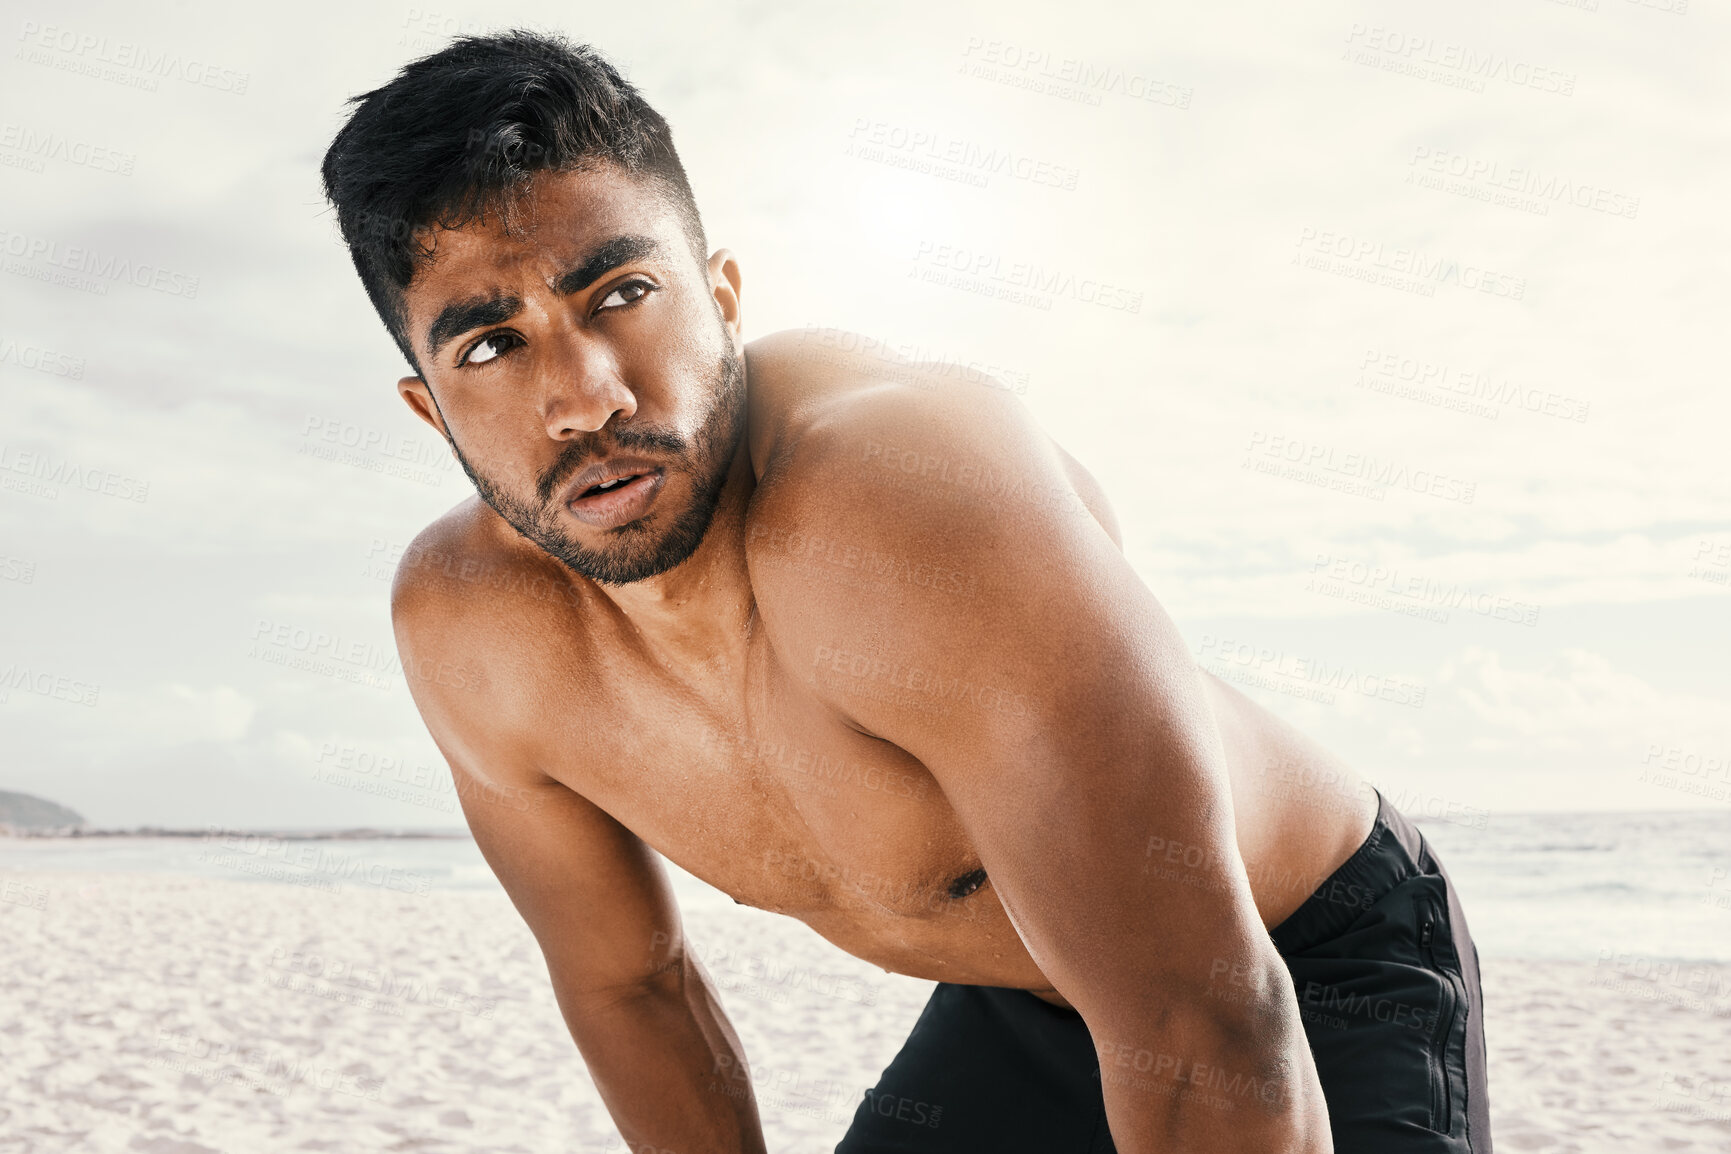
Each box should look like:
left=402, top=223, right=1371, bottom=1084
left=563, top=464, right=667, bottom=529
left=577, top=471, right=654, bottom=499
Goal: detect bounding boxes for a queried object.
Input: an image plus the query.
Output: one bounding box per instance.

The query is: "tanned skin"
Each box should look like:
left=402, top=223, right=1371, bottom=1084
left=388, top=163, right=1375, bottom=1153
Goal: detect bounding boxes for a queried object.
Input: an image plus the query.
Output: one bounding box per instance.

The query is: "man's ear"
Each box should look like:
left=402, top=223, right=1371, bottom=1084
left=708, top=247, right=742, bottom=347
left=397, top=374, right=450, bottom=443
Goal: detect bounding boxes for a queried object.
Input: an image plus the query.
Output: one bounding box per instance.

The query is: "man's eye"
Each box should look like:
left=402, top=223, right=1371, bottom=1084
left=597, top=279, right=656, bottom=311
left=461, top=333, right=519, bottom=366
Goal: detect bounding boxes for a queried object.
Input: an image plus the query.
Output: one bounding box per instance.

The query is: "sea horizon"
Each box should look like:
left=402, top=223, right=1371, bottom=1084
left=2, top=803, right=1724, bottom=841
left=5, top=811, right=1729, bottom=964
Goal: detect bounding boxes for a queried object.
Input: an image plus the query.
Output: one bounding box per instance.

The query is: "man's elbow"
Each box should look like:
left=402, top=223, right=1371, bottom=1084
left=1208, top=971, right=1325, bottom=1121
left=1096, top=977, right=1332, bottom=1151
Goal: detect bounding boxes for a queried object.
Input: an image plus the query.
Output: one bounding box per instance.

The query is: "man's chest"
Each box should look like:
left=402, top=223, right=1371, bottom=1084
left=534, top=635, right=990, bottom=929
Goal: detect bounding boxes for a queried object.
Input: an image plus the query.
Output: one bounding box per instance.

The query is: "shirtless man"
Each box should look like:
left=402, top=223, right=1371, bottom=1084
left=322, top=31, right=1490, bottom=1154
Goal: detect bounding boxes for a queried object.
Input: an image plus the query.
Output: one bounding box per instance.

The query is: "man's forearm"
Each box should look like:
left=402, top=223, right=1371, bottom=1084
left=559, top=958, right=768, bottom=1154
left=1095, top=988, right=1332, bottom=1153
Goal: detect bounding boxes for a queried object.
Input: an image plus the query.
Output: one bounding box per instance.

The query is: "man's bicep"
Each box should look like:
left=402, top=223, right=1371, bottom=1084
left=816, top=559, right=1251, bottom=1019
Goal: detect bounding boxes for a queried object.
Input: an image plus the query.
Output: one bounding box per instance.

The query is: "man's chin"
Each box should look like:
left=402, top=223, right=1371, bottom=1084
left=522, top=503, right=716, bottom=588
left=544, top=533, right=706, bottom=587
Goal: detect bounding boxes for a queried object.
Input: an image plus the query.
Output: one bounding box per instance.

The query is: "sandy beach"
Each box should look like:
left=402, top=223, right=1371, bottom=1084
left=4, top=860, right=1730, bottom=1153
left=0, top=864, right=930, bottom=1153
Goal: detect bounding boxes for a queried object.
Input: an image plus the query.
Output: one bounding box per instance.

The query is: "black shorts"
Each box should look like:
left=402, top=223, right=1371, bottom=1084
left=835, top=791, right=1491, bottom=1153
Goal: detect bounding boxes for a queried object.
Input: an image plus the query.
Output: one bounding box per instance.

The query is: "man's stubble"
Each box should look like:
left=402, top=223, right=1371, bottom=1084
left=438, top=347, right=747, bottom=587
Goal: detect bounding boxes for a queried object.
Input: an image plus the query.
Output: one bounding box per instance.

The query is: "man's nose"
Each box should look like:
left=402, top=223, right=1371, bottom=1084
left=541, top=345, right=637, bottom=438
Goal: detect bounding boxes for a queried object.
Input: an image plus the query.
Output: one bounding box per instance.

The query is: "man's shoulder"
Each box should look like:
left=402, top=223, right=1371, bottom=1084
left=740, top=331, right=1129, bottom=665
left=745, top=327, right=1034, bottom=502
left=745, top=328, right=1117, bottom=545
left=389, top=496, right=583, bottom=646
left=390, top=497, right=505, bottom=617
left=745, top=326, right=1024, bottom=397
left=742, top=333, right=1092, bottom=627
left=387, top=498, right=597, bottom=755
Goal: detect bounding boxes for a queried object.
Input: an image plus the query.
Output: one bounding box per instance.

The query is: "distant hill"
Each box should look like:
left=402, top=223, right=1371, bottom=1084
left=0, top=790, right=86, bottom=832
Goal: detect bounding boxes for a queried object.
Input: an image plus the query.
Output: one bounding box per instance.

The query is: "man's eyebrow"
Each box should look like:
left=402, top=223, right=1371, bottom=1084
left=421, top=234, right=665, bottom=361
left=553, top=234, right=665, bottom=296
left=425, top=293, right=522, bottom=360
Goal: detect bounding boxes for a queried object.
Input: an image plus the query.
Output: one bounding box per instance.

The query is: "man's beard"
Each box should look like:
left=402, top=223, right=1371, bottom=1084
left=448, top=350, right=746, bottom=587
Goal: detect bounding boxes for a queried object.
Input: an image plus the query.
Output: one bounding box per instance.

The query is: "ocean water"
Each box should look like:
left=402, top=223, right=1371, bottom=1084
left=3, top=811, right=1728, bottom=962
left=1418, top=810, right=1731, bottom=963
left=0, top=831, right=500, bottom=892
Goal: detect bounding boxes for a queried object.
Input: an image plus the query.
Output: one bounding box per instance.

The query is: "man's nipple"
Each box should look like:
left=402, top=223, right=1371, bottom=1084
left=948, top=867, right=988, bottom=900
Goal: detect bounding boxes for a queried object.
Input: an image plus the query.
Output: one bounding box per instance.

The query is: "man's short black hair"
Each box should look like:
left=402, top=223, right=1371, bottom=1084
left=321, top=30, right=707, bottom=372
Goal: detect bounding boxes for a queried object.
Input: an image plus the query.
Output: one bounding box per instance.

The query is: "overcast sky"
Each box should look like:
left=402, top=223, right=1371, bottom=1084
left=1, top=0, right=1726, bottom=828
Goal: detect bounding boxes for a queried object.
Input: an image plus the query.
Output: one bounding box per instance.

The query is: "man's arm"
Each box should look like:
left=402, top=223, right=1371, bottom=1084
left=392, top=542, right=767, bottom=1154
left=456, top=768, right=766, bottom=1154
left=751, top=383, right=1332, bottom=1153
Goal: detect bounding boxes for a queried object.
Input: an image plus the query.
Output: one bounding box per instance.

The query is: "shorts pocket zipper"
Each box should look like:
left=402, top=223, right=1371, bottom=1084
left=1421, top=901, right=1459, bottom=1135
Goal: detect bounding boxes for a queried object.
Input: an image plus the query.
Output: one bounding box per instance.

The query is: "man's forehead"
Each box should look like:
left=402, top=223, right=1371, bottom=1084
left=403, top=167, right=683, bottom=318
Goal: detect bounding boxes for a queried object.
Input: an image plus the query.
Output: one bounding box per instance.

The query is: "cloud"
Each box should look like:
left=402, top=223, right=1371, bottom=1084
left=1439, top=646, right=1726, bottom=755
left=115, top=683, right=258, bottom=746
